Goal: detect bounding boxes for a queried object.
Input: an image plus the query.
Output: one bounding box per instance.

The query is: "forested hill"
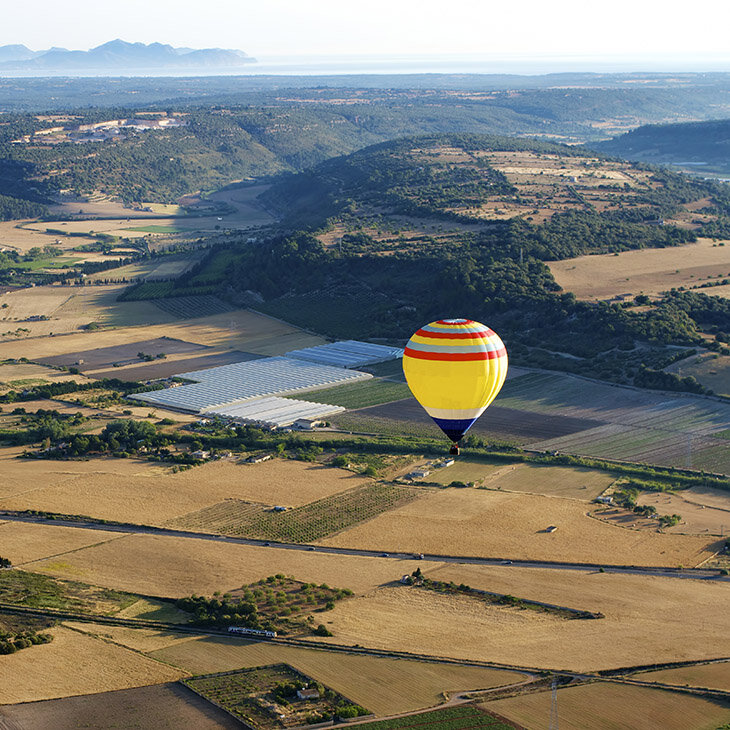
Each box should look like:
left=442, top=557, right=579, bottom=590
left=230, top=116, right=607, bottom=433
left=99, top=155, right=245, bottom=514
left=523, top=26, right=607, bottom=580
left=592, top=119, right=730, bottom=168
left=261, top=133, right=730, bottom=244
left=124, top=134, right=730, bottom=393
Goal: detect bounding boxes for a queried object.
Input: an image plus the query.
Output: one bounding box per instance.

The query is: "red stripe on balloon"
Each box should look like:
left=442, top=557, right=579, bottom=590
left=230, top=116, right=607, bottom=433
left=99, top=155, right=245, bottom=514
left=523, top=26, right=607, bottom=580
left=416, top=329, right=492, bottom=340
left=404, top=347, right=507, bottom=361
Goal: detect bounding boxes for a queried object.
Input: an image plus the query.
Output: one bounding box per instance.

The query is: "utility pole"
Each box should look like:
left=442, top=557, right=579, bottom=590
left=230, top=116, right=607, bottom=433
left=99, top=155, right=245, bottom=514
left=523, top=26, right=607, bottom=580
left=549, top=677, right=559, bottom=730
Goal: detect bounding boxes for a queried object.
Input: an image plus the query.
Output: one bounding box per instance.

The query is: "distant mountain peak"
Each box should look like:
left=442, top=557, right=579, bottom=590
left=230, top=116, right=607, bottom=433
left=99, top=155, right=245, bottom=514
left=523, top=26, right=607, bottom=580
left=0, top=40, right=256, bottom=72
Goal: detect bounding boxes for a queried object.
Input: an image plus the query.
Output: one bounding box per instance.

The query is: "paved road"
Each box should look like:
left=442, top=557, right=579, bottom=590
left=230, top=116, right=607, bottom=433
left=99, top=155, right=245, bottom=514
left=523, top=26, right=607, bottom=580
left=1, top=511, right=727, bottom=582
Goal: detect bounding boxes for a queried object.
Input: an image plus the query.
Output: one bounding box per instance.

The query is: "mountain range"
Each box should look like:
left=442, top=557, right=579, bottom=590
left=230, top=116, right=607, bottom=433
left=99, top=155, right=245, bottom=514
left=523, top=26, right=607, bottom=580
left=0, top=40, right=255, bottom=71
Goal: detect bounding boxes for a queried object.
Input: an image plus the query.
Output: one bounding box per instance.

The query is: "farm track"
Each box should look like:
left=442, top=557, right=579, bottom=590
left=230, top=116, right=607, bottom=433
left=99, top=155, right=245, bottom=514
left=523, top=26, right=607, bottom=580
left=2, top=511, right=727, bottom=581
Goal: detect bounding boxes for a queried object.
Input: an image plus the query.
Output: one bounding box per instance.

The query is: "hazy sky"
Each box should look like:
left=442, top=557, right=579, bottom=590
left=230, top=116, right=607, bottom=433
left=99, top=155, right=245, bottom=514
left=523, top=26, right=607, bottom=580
left=4, top=0, right=730, bottom=65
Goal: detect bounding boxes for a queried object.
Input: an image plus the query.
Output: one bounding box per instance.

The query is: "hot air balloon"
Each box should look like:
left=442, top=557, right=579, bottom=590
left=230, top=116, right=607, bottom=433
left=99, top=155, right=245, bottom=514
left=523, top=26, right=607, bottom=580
left=403, top=318, right=508, bottom=455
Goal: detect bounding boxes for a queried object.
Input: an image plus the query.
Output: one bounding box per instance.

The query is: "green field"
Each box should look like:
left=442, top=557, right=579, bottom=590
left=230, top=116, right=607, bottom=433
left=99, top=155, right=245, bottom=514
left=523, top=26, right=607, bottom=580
left=0, top=570, right=138, bottom=614
left=296, top=380, right=411, bottom=410
left=358, top=706, right=517, bottom=729
left=170, top=483, right=421, bottom=543
left=125, top=225, right=187, bottom=234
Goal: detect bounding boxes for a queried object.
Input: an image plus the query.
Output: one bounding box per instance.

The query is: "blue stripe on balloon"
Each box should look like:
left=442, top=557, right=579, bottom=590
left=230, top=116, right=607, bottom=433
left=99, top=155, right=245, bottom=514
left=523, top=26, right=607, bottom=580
left=431, top=416, right=478, bottom=443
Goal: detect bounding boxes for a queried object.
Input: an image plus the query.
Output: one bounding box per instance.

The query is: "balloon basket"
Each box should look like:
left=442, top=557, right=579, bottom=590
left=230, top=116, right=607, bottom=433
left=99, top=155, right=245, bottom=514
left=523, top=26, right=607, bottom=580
left=449, top=444, right=460, bottom=456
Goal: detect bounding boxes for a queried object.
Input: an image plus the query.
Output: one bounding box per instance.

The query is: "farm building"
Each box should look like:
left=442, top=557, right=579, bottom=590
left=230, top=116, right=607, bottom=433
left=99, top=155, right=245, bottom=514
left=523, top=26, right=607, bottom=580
left=284, top=340, right=403, bottom=368
left=207, top=396, right=344, bottom=430
left=129, top=357, right=371, bottom=413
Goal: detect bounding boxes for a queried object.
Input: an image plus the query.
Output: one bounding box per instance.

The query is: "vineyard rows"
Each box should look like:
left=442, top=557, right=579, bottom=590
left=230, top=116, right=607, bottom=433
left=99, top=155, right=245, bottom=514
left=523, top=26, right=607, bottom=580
left=169, top=484, right=421, bottom=542
left=153, top=295, right=235, bottom=319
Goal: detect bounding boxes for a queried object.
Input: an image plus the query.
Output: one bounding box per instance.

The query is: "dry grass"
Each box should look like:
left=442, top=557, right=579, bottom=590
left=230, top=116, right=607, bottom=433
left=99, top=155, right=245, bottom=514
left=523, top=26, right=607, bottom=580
left=0, top=520, right=120, bottom=566
left=484, top=681, right=730, bottom=730
left=0, top=625, right=185, bottom=704
left=548, top=238, right=730, bottom=301
left=318, top=487, right=717, bottom=567
left=481, top=463, right=616, bottom=500
left=0, top=362, right=83, bottom=387
left=63, top=621, right=206, bottom=654
left=636, top=661, right=730, bottom=690
left=0, top=459, right=365, bottom=525
left=666, top=352, right=730, bottom=398
left=26, top=531, right=424, bottom=596
left=0, top=285, right=177, bottom=341
left=413, top=563, right=730, bottom=671
left=637, top=491, right=730, bottom=536
left=148, top=635, right=525, bottom=716
left=0, top=308, right=323, bottom=361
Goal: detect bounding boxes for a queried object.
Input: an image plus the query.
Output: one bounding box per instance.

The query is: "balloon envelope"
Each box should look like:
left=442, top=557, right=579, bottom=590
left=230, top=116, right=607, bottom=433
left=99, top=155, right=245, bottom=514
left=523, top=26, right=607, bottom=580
left=403, top=318, right=508, bottom=443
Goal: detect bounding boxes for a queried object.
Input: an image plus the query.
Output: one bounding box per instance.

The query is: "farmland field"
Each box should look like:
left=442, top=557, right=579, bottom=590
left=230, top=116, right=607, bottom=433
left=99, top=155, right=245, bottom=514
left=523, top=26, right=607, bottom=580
left=548, top=237, right=730, bottom=301
left=498, top=372, right=730, bottom=474
left=479, top=463, right=616, bottom=499
left=37, top=336, right=209, bottom=371
left=311, top=569, right=730, bottom=671
left=0, top=458, right=365, bottom=526
left=318, top=485, right=717, bottom=566
left=484, top=681, right=730, bottom=730
left=0, top=519, right=122, bottom=566
left=334, top=399, right=603, bottom=445
left=149, top=635, right=526, bottom=716
left=665, top=352, right=730, bottom=398
left=152, top=295, right=235, bottom=319
left=0, top=362, right=83, bottom=388
left=356, top=706, right=518, bottom=729
left=296, top=379, right=411, bottom=409
left=0, top=625, right=185, bottom=704
left=0, top=683, right=241, bottom=730
left=169, top=482, right=420, bottom=542
left=25, top=530, right=425, bottom=596
left=636, top=660, right=730, bottom=690
left=0, top=308, right=325, bottom=363
left=637, top=490, right=730, bottom=535
left=85, top=254, right=198, bottom=282
left=0, top=285, right=179, bottom=339
left=90, top=349, right=262, bottom=381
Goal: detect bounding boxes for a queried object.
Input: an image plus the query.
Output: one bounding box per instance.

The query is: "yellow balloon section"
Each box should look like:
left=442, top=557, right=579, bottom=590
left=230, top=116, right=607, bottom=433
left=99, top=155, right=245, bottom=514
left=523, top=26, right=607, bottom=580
left=402, top=318, right=508, bottom=443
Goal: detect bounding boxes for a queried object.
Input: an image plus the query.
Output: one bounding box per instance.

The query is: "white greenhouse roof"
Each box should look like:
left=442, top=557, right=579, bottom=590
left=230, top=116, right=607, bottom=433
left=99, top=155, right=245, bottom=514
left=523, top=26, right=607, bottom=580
left=284, top=340, right=403, bottom=368
left=208, top=396, right=344, bottom=428
left=129, top=356, right=371, bottom=413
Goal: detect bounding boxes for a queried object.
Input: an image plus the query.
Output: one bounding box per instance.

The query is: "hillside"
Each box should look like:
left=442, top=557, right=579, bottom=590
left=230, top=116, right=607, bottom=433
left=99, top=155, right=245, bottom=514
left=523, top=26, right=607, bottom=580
left=592, top=118, right=730, bottom=172
left=128, top=134, right=730, bottom=392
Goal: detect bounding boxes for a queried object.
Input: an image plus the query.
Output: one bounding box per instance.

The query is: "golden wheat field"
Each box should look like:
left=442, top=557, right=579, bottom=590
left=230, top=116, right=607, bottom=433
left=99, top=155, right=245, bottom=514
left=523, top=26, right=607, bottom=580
left=26, top=530, right=424, bottom=596
left=62, top=622, right=207, bottom=654
left=0, top=459, right=366, bottom=525
left=548, top=237, right=730, bottom=301
left=0, top=520, right=120, bottom=566
left=0, top=626, right=185, bottom=704
left=147, top=635, right=526, bottom=716
left=484, top=681, right=730, bottom=730
left=406, top=564, right=730, bottom=670
left=635, top=661, right=730, bottom=690
left=311, top=579, right=730, bottom=672
left=318, top=487, right=717, bottom=567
